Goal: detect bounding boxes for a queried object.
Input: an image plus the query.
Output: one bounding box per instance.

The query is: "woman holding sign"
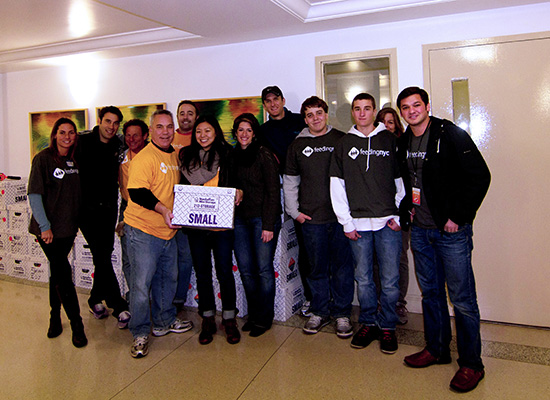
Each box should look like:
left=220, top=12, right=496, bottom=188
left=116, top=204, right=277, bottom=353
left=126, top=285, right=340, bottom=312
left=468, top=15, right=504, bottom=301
left=179, top=114, right=242, bottom=345
left=229, top=113, right=281, bottom=337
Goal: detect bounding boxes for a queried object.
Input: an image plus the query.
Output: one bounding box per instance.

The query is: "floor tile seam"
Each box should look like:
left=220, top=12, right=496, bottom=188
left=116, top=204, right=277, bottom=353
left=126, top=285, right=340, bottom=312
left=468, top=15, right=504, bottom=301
left=398, top=327, right=550, bottom=367
left=109, top=332, right=197, bottom=399
left=235, top=325, right=299, bottom=400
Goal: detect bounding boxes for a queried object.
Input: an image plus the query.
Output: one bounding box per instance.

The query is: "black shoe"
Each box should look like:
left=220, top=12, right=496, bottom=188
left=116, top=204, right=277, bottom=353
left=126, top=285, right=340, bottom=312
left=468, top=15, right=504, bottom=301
left=222, top=318, right=241, bottom=344
left=380, top=329, right=398, bottom=354
left=350, top=325, right=379, bottom=349
left=199, top=316, right=217, bottom=345
left=242, top=321, right=254, bottom=332
left=47, top=316, right=63, bottom=339
left=249, top=325, right=269, bottom=337
left=70, top=320, right=88, bottom=348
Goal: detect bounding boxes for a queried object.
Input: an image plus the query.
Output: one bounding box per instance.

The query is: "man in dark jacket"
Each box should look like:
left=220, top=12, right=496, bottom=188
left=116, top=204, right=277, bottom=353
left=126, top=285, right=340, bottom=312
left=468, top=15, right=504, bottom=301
left=76, top=106, right=130, bottom=329
left=396, top=87, right=491, bottom=393
left=259, top=86, right=313, bottom=316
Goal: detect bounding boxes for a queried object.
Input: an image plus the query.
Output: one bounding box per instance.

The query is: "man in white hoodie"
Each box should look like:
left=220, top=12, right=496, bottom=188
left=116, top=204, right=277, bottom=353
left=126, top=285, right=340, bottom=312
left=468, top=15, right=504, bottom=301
left=330, top=93, right=405, bottom=354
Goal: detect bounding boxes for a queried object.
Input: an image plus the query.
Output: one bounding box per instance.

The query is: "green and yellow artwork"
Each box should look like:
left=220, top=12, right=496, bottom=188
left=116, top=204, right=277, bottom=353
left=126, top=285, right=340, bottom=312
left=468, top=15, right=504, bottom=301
left=96, top=103, right=166, bottom=131
left=194, top=97, right=264, bottom=146
left=29, top=109, right=88, bottom=161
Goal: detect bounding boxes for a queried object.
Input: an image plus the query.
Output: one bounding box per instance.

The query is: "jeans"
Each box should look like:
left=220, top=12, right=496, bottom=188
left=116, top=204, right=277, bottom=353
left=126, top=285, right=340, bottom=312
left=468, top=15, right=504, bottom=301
left=233, top=216, right=280, bottom=328
left=350, top=225, right=401, bottom=329
left=187, top=229, right=236, bottom=318
left=373, top=230, right=410, bottom=305
left=125, top=224, right=178, bottom=338
left=293, top=219, right=312, bottom=301
left=80, top=204, right=128, bottom=317
left=174, top=230, right=193, bottom=304
left=302, top=222, right=354, bottom=318
left=39, top=235, right=82, bottom=323
left=410, top=224, right=484, bottom=371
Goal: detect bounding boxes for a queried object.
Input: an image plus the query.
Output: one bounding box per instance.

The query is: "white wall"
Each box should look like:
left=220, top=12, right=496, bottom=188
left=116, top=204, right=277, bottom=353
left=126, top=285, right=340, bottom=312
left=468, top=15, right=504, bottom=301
left=2, top=2, right=550, bottom=317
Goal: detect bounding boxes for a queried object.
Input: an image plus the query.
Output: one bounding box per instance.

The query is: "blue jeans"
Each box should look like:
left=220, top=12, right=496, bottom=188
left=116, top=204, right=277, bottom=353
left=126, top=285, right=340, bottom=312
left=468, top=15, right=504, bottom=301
left=187, top=229, right=236, bottom=318
left=410, top=224, right=484, bottom=371
left=120, top=231, right=131, bottom=302
left=125, top=224, right=178, bottom=337
left=350, top=225, right=401, bottom=329
left=175, top=230, right=193, bottom=304
left=302, top=222, right=354, bottom=318
left=233, top=216, right=280, bottom=328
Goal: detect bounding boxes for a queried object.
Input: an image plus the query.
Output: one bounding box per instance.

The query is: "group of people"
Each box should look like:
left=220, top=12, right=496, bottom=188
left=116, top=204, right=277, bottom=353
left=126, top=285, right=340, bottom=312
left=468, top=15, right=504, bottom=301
left=27, top=84, right=490, bottom=393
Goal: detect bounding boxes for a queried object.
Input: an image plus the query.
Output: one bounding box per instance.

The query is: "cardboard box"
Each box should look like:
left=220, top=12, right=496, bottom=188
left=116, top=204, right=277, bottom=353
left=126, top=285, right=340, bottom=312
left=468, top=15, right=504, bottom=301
left=274, top=278, right=305, bottom=322
left=0, top=231, right=8, bottom=253
left=28, top=257, right=49, bottom=283
left=0, top=209, right=8, bottom=231
left=7, top=232, right=28, bottom=255
left=172, top=185, right=236, bottom=229
left=9, top=256, right=30, bottom=280
left=0, top=255, right=8, bottom=275
left=73, top=262, right=94, bottom=290
left=7, top=207, right=30, bottom=232
left=0, top=179, right=28, bottom=208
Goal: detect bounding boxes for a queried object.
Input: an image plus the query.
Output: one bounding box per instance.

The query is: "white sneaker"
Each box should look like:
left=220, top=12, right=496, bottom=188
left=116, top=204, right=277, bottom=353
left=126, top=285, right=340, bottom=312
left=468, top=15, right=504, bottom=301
left=335, top=317, right=353, bottom=338
left=152, top=318, right=193, bottom=337
left=303, top=314, right=330, bottom=334
left=130, top=335, right=149, bottom=358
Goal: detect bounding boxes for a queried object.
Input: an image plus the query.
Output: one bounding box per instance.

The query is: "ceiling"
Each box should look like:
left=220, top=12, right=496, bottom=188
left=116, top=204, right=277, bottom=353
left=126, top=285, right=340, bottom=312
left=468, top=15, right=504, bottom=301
left=0, top=0, right=545, bottom=72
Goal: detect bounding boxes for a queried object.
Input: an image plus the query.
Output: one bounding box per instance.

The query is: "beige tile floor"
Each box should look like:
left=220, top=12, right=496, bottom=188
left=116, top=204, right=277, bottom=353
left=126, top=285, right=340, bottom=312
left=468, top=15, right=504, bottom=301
left=1, top=278, right=550, bottom=399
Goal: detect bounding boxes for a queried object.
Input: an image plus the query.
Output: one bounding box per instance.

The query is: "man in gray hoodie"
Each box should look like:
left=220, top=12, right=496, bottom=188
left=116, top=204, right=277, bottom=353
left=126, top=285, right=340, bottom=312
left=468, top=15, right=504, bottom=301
left=284, top=96, right=354, bottom=338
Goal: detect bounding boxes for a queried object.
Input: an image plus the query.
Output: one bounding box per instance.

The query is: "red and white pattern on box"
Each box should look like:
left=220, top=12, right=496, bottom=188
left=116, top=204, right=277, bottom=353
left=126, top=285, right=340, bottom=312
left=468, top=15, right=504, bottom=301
left=8, top=232, right=28, bottom=255
left=8, top=256, right=30, bottom=280
left=0, top=210, right=8, bottom=231
left=7, top=205, right=30, bottom=233
left=274, top=278, right=305, bottom=322
left=0, top=179, right=28, bottom=208
left=73, top=236, right=121, bottom=265
left=28, top=257, right=49, bottom=283
left=0, top=231, right=9, bottom=253
left=0, top=255, right=8, bottom=274
left=185, top=282, right=199, bottom=308
left=28, top=235, right=44, bottom=257
left=73, top=263, right=94, bottom=290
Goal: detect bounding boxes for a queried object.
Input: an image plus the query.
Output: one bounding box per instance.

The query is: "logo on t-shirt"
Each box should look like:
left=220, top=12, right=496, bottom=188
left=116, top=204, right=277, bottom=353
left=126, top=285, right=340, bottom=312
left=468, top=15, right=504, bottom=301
left=348, top=147, right=360, bottom=160
left=160, top=162, right=168, bottom=174
left=53, top=168, right=65, bottom=179
left=302, top=146, right=313, bottom=157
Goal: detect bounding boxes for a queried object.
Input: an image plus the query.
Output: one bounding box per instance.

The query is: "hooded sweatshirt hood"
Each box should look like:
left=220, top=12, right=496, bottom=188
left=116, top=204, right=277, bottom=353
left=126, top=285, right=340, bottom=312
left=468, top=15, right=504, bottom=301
left=347, top=123, right=387, bottom=172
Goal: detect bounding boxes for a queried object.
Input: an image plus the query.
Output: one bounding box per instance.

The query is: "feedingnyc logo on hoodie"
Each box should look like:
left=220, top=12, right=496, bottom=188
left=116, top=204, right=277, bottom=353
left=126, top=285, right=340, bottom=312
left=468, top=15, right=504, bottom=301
left=53, top=168, right=65, bottom=179
left=348, top=147, right=390, bottom=160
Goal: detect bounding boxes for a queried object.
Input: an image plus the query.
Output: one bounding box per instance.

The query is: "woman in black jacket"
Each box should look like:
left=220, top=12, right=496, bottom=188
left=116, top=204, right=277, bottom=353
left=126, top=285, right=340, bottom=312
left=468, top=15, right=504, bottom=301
left=230, top=113, right=281, bottom=337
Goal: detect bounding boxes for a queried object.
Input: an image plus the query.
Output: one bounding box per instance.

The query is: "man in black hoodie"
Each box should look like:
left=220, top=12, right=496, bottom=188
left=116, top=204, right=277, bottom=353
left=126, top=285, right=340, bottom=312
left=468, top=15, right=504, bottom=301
left=396, top=87, right=490, bottom=393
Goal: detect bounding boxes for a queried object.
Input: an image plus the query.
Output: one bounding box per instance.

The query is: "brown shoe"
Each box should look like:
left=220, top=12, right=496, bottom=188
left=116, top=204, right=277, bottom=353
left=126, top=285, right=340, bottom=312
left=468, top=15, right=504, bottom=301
left=450, top=367, right=485, bottom=392
left=222, top=318, right=241, bottom=344
left=199, top=316, right=217, bottom=345
left=404, top=348, right=451, bottom=368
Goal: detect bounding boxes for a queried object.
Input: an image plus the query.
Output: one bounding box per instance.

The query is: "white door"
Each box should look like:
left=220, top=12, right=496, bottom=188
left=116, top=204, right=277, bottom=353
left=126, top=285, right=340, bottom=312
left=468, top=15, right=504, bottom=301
left=424, top=32, right=550, bottom=327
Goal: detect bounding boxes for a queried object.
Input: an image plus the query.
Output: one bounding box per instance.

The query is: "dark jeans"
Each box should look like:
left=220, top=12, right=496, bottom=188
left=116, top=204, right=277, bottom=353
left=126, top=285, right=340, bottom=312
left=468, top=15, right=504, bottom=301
left=410, top=224, right=484, bottom=371
left=233, top=216, right=280, bottom=328
left=39, top=235, right=82, bottom=322
left=80, top=205, right=128, bottom=317
left=175, top=229, right=193, bottom=304
left=293, top=220, right=312, bottom=301
left=302, top=222, right=354, bottom=318
left=187, top=229, right=236, bottom=318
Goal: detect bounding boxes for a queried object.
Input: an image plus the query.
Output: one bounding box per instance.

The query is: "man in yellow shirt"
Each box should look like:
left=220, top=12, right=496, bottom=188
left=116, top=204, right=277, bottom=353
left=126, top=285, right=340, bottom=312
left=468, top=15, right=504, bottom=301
left=124, top=110, right=192, bottom=358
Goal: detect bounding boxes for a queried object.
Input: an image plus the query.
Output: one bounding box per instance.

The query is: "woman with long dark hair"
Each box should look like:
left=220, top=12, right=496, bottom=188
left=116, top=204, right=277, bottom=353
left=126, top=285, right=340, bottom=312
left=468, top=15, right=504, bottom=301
left=28, top=117, right=87, bottom=348
left=230, top=113, right=281, bottom=337
left=179, top=114, right=242, bottom=345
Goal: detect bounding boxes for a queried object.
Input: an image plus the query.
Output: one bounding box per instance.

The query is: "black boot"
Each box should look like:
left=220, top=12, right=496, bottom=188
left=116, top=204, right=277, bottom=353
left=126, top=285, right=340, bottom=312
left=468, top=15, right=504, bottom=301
left=70, top=319, right=88, bottom=348
left=47, top=312, right=63, bottom=339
